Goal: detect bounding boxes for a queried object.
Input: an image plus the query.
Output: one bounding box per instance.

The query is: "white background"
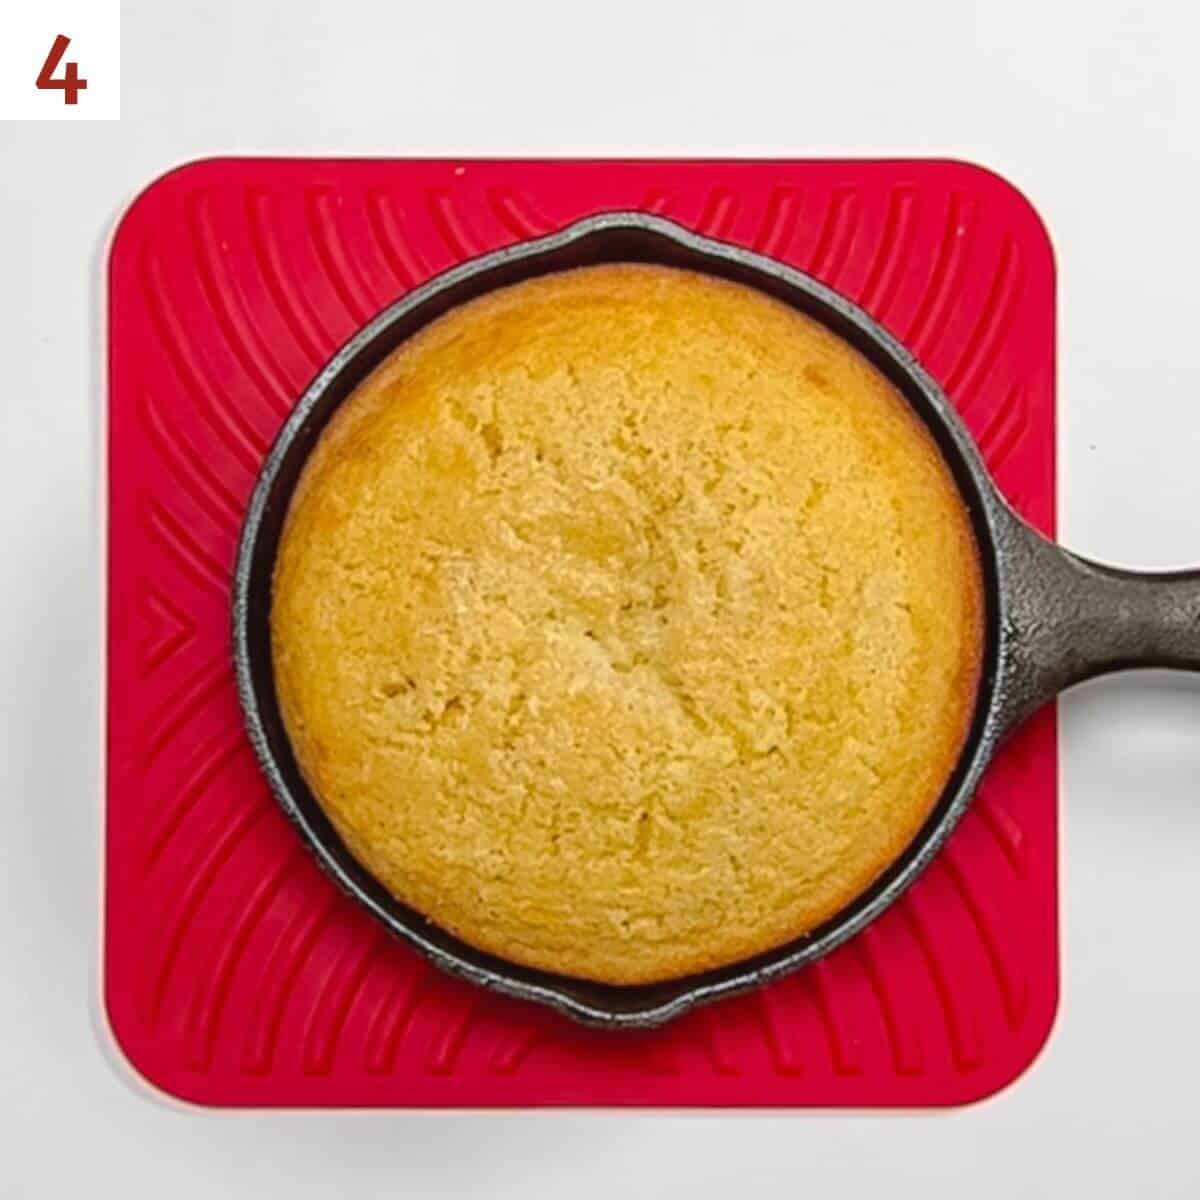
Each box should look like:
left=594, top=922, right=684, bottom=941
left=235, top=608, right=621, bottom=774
left=3, top=0, right=1200, bottom=1195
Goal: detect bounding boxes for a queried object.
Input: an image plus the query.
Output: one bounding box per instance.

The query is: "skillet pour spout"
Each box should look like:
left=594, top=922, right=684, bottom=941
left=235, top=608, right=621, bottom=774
left=233, top=211, right=1200, bottom=1028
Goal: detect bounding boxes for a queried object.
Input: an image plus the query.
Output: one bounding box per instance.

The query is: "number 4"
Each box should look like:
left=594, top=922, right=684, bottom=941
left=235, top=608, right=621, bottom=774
left=37, top=34, right=87, bottom=106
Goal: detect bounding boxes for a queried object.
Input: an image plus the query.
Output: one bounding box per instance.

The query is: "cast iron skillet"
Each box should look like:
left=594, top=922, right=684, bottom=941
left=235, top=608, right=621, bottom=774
left=233, top=211, right=1200, bottom=1028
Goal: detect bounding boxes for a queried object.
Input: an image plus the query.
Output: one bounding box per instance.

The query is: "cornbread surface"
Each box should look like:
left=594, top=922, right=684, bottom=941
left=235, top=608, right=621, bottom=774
left=272, top=265, right=983, bottom=984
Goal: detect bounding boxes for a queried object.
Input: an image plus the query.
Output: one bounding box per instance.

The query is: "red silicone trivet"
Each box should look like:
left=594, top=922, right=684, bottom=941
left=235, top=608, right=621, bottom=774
left=106, top=158, right=1057, bottom=1107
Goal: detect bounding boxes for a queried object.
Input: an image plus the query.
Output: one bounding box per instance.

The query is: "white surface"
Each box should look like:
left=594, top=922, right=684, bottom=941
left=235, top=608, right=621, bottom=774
left=3, top=0, right=1200, bottom=1195
left=0, top=0, right=121, bottom=120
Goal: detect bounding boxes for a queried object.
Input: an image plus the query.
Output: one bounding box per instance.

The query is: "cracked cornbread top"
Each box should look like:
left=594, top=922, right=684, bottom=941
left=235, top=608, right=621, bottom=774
left=271, top=264, right=983, bottom=984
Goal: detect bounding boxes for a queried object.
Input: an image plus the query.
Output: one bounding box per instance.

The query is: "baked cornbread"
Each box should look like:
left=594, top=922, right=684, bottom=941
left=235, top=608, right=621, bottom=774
left=272, top=264, right=983, bottom=985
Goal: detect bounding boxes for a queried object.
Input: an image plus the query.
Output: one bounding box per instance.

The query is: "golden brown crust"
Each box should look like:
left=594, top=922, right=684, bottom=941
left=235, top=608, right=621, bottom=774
left=271, top=264, right=984, bottom=984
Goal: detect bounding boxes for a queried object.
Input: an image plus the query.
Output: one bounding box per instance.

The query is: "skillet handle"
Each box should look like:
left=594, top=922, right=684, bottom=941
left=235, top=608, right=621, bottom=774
left=994, top=509, right=1200, bottom=736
